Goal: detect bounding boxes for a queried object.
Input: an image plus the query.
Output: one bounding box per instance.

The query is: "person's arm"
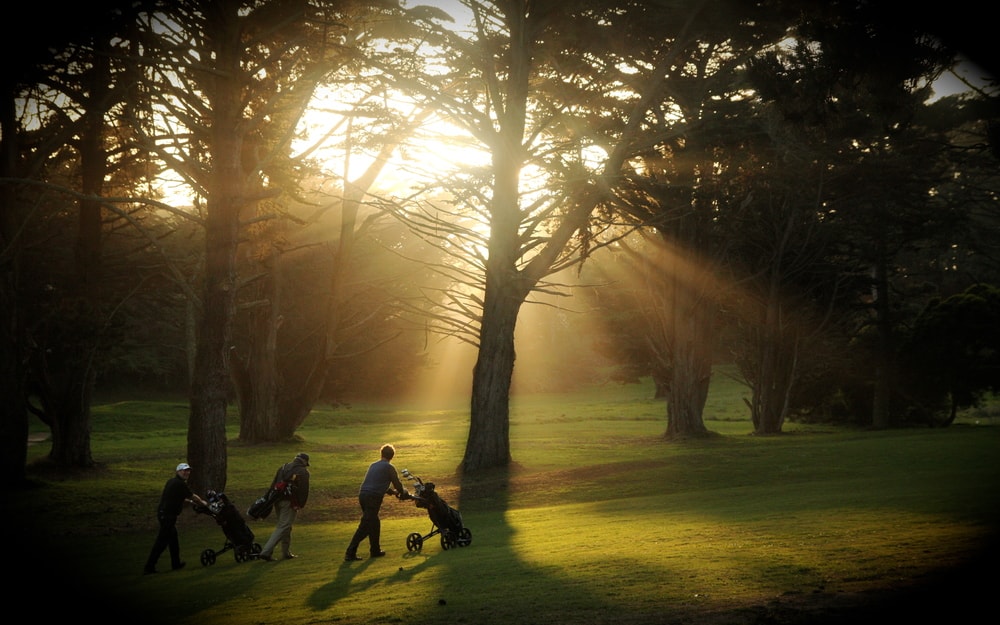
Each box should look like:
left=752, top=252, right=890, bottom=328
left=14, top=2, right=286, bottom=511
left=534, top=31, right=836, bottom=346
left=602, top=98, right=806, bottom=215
left=187, top=490, right=208, bottom=507
left=389, top=466, right=407, bottom=498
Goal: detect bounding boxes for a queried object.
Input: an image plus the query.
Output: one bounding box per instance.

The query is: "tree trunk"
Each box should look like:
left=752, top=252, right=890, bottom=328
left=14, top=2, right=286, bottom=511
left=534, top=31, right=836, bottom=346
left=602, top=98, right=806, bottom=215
left=185, top=290, right=200, bottom=390
left=42, top=352, right=94, bottom=468
left=25, top=39, right=112, bottom=470
left=871, top=251, right=892, bottom=429
left=0, top=84, right=30, bottom=487
left=462, top=281, right=520, bottom=473
left=187, top=5, right=244, bottom=494
left=461, top=24, right=529, bottom=471
left=188, top=181, right=238, bottom=493
left=45, top=45, right=112, bottom=469
left=46, top=367, right=95, bottom=466
left=665, top=310, right=712, bottom=439
left=266, top=180, right=360, bottom=438
left=235, top=254, right=283, bottom=441
left=750, top=333, right=799, bottom=435
left=750, top=271, right=798, bottom=435
left=236, top=128, right=397, bottom=442
left=663, top=243, right=712, bottom=439
left=0, top=335, right=28, bottom=487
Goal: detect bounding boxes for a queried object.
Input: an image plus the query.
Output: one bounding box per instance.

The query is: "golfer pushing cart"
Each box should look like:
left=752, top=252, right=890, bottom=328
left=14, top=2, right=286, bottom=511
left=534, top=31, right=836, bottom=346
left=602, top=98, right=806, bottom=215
left=400, top=468, right=472, bottom=552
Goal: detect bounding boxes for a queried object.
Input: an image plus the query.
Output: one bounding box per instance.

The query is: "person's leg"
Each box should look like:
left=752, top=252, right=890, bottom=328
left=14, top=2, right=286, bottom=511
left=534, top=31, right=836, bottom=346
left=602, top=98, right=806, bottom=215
left=346, top=492, right=382, bottom=559
left=369, top=504, right=383, bottom=556
left=167, top=520, right=183, bottom=568
left=280, top=508, right=298, bottom=558
left=260, top=500, right=294, bottom=559
left=345, top=496, right=368, bottom=559
left=144, top=518, right=171, bottom=573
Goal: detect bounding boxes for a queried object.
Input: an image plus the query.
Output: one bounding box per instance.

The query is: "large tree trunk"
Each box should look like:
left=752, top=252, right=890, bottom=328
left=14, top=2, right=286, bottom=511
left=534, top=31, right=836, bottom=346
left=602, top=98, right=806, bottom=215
left=234, top=253, right=283, bottom=441
left=188, top=180, right=239, bottom=493
left=461, top=26, right=529, bottom=471
left=661, top=229, right=716, bottom=439
left=748, top=267, right=798, bottom=435
left=26, top=39, right=112, bottom=470
left=748, top=312, right=798, bottom=435
left=187, top=5, right=244, bottom=494
left=0, top=315, right=28, bottom=488
left=663, top=238, right=713, bottom=439
left=462, top=281, right=521, bottom=473
left=0, top=84, right=30, bottom=487
left=38, top=347, right=96, bottom=467
left=665, top=304, right=712, bottom=439
left=44, top=46, right=111, bottom=469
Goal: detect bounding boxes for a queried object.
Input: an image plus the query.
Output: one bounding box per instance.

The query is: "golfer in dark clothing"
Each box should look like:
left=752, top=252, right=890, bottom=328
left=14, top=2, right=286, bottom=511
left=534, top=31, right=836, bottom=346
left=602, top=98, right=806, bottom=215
left=345, top=444, right=408, bottom=561
left=143, top=462, right=207, bottom=574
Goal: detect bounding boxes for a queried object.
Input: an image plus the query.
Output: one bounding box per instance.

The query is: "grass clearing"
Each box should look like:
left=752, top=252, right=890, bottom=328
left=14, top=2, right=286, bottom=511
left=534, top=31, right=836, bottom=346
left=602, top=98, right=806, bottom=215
left=13, top=375, right=1000, bottom=625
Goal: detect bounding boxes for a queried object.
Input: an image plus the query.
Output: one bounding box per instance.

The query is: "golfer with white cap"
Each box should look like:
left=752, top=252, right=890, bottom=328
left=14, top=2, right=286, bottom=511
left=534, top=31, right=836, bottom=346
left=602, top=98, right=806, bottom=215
left=143, top=462, right=208, bottom=575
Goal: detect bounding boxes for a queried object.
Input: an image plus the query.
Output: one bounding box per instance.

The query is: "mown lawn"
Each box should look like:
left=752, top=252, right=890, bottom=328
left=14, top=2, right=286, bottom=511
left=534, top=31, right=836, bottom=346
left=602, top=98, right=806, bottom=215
left=13, top=375, right=1000, bottom=625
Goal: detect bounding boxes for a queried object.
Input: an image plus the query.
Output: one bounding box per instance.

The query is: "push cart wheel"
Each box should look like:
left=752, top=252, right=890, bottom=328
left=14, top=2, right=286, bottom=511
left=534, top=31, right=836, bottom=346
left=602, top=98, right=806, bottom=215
left=235, top=546, right=247, bottom=563
left=200, top=549, right=217, bottom=566
left=406, top=532, right=423, bottom=552
left=457, top=527, right=472, bottom=547
left=252, top=543, right=262, bottom=556
left=440, top=533, right=455, bottom=550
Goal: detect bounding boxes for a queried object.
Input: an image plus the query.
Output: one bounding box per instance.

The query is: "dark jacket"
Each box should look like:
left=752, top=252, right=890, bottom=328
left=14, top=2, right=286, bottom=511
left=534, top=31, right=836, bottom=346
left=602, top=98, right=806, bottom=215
left=157, top=475, right=193, bottom=517
left=271, top=457, right=310, bottom=508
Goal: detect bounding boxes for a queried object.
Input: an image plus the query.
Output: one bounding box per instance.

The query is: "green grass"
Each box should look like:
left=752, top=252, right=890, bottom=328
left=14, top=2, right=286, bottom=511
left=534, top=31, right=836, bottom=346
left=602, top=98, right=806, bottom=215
left=13, top=374, right=1000, bottom=625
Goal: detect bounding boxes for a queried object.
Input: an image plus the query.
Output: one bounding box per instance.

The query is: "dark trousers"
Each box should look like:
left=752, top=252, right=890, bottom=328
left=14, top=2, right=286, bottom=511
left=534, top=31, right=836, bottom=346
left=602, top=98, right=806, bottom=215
left=145, top=513, right=181, bottom=571
left=346, top=491, right=385, bottom=556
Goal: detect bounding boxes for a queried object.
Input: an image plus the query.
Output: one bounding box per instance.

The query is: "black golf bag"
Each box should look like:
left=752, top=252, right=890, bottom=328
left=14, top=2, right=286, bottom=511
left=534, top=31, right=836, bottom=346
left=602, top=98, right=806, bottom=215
left=400, top=469, right=472, bottom=552
left=194, top=490, right=262, bottom=565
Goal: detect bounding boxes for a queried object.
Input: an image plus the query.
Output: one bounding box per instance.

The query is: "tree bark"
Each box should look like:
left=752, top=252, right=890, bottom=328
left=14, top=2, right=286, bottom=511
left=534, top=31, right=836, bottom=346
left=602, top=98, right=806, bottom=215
left=26, top=38, right=113, bottom=470
left=0, top=83, right=30, bottom=487
left=236, top=121, right=400, bottom=442
left=234, top=253, right=283, bottom=441
left=44, top=42, right=113, bottom=469
left=457, top=0, right=535, bottom=474
left=187, top=2, right=245, bottom=494
left=661, top=234, right=713, bottom=440
left=664, top=287, right=712, bottom=440
left=188, top=180, right=238, bottom=492
left=871, top=249, right=892, bottom=429
left=749, top=264, right=799, bottom=435
left=463, top=279, right=520, bottom=473
left=39, top=350, right=96, bottom=467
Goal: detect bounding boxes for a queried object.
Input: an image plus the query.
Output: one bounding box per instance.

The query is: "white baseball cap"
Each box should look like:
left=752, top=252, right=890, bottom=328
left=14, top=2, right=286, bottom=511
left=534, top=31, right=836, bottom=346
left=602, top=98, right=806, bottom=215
left=176, top=463, right=192, bottom=471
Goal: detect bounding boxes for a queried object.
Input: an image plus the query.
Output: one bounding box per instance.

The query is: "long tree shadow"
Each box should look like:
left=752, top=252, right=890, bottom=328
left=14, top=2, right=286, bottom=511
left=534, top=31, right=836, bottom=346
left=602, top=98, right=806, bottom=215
left=307, top=548, right=441, bottom=611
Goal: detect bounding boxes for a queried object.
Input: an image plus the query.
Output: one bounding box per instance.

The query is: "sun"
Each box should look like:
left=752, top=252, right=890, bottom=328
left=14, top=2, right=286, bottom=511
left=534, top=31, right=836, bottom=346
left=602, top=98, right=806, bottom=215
left=293, top=84, right=489, bottom=198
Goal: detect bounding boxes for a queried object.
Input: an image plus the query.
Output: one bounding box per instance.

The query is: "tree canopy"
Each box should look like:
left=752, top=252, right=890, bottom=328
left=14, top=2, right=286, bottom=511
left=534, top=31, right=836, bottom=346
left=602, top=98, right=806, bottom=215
left=3, top=0, right=998, bottom=486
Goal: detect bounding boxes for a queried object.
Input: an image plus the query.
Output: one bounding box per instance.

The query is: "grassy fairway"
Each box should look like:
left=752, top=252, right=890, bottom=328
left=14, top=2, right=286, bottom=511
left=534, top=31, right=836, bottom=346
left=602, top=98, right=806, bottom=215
left=13, top=376, right=1000, bottom=625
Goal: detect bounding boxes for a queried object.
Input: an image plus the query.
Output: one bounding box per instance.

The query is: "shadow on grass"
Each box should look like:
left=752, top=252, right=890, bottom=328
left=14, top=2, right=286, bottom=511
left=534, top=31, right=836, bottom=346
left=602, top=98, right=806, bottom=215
left=306, top=550, right=440, bottom=611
